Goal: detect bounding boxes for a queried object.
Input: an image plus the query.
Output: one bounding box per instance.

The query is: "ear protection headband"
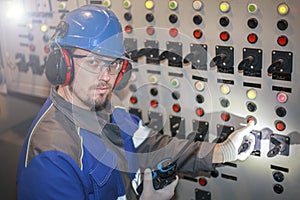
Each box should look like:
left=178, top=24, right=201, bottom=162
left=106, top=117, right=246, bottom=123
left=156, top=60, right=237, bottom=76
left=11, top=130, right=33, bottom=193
left=113, top=59, right=132, bottom=90
left=45, top=47, right=74, bottom=86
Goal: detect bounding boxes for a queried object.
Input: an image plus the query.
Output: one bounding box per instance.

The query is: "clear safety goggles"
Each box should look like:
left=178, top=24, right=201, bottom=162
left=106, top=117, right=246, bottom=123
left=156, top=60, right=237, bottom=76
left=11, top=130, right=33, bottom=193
left=72, top=53, right=124, bottom=75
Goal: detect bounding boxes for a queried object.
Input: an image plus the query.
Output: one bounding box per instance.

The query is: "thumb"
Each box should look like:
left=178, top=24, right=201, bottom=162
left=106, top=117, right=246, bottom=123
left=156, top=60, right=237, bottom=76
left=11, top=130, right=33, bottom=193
left=142, top=168, right=154, bottom=193
left=233, top=121, right=255, bottom=138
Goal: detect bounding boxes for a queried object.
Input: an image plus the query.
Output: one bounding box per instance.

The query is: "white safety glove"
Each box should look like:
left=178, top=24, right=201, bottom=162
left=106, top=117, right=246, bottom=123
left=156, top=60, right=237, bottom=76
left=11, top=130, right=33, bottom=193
left=219, top=121, right=255, bottom=162
left=139, top=168, right=179, bottom=200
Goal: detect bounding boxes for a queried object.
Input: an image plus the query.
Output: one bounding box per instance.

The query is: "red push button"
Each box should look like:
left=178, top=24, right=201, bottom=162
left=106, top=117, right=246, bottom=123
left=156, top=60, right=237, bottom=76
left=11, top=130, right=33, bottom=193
left=275, top=121, right=286, bottom=131
left=196, top=107, right=205, bottom=117
left=220, top=31, right=230, bottom=41
left=277, top=35, right=288, bottom=46
left=130, top=96, right=138, bottom=104
left=247, top=33, right=258, bottom=44
left=193, top=29, right=202, bottom=39
left=172, top=103, right=181, bottom=112
left=124, top=25, right=133, bottom=33
left=221, top=112, right=230, bottom=121
left=198, top=177, right=207, bottom=186
left=150, top=100, right=158, bottom=108
left=169, top=27, right=178, bottom=37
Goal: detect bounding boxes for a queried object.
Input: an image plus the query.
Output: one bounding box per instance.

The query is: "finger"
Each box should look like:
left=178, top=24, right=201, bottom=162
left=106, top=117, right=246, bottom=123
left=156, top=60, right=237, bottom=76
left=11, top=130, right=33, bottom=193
left=238, top=121, right=255, bottom=137
left=142, top=168, right=154, bottom=193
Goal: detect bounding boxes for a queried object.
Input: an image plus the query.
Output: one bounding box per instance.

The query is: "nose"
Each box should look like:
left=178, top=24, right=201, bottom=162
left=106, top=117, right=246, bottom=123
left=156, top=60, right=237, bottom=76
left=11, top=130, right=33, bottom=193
left=98, top=67, right=110, bottom=81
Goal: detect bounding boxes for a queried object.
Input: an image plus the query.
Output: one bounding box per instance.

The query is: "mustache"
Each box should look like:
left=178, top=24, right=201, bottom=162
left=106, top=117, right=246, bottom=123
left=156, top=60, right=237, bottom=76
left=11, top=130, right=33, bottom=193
left=96, top=81, right=111, bottom=88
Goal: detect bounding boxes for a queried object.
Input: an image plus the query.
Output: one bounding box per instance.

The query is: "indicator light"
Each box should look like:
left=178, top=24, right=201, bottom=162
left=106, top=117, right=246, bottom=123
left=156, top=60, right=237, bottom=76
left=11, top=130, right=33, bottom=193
left=246, top=116, right=257, bottom=125
left=220, top=98, right=230, bottom=108
left=43, top=35, right=50, bottom=43
left=193, top=29, right=202, bottom=39
left=169, top=14, right=178, bottom=24
left=193, top=15, right=203, bottom=25
left=247, top=18, right=258, bottom=29
left=130, top=96, right=138, bottom=104
left=123, top=0, right=131, bottom=9
left=146, top=26, right=155, bottom=35
left=275, top=106, right=287, bottom=117
left=59, top=2, right=67, bottom=9
left=172, top=91, right=180, bottom=100
left=124, top=12, right=132, bottom=21
left=150, top=100, right=159, bottom=108
left=145, top=0, right=154, bottom=10
left=220, top=31, right=230, bottom=41
left=219, top=16, right=230, bottom=27
left=172, top=104, right=181, bottom=113
left=44, top=45, right=50, bottom=54
left=145, top=13, right=154, bottom=22
left=273, top=171, right=285, bottom=182
left=247, top=33, right=258, bottom=44
left=277, top=92, right=288, bottom=103
left=196, top=107, right=204, bottom=117
left=246, top=89, right=257, bottom=100
left=196, top=94, right=204, bottom=104
left=277, top=19, right=288, bottom=31
left=195, top=81, right=205, bottom=91
left=275, top=120, right=286, bottom=131
left=198, top=177, right=207, bottom=186
left=170, top=78, right=180, bottom=87
left=169, top=27, right=178, bottom=37
left=40, top=24, right=48, bottom=32
left=124, top=25, right=133, bottom=33
left=221, top=112, right=230, bottom=121
left=150, top=88, right=158, bottom=96
left=192, top=0, right=203, bottom=11
left=220, top=84, right=230, bottom=95
left=246, top=102, right=257, bottom=112
left=277, top=35, right=288, bottom=46
left=29, top=44, right=35, bottom=52
left=103, top=0, right=111, bottom=8
left=169, top=0, right=178, bottom=10
left=247, top=3, right=258, bottom=14
left=277, top=3, right=289, bottom=16
left=149, top=75, right=158, bottom=84
left=219, top=1, right=230, bottom=13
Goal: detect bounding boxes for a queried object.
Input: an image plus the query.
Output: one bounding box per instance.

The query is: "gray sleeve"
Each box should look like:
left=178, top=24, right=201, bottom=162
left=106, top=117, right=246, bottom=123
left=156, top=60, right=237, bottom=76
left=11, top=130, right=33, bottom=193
left=136, top=131, right=216, bottom=174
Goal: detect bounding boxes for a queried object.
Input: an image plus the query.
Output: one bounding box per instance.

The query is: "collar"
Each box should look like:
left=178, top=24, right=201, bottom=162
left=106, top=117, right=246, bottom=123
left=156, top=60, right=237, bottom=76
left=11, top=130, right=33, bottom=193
left=50, top=87, right=111, bottom=134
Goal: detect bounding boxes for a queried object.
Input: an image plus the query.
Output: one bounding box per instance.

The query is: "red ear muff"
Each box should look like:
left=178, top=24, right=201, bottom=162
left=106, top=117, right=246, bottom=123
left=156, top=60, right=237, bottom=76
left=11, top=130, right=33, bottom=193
left=113, top=59, right=132, bottom=90
left=61, top=48, right=73, bottom=85
left=45, top=47, right=74, bottom=86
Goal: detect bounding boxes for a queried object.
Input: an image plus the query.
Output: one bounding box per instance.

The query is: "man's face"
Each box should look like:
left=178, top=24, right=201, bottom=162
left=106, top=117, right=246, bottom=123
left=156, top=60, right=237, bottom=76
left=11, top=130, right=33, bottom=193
left=69, top=48, right=120, bottom=110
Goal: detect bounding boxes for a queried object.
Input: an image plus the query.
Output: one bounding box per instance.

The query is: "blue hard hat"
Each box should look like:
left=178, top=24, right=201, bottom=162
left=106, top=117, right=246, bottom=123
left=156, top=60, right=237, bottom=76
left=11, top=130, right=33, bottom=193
left=55, top=5, right=125, bottom=59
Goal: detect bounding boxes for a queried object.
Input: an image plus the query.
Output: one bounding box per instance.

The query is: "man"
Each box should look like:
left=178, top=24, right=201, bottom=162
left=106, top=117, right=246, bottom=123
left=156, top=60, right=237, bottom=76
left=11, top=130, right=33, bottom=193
left=16, top=5, right=255, bottom=200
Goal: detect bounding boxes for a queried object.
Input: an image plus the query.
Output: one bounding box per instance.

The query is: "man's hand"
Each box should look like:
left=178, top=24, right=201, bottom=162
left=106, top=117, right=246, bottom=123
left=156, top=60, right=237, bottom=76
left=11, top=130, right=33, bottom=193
left=139, top=168, right=179, bottom=200
left=219, top=121, right=255, bottom=162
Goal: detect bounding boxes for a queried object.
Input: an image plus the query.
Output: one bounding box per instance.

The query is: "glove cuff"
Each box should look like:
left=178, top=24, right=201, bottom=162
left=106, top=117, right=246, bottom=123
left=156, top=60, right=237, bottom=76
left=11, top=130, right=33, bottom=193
left=219, top=139, right=237, bottom=162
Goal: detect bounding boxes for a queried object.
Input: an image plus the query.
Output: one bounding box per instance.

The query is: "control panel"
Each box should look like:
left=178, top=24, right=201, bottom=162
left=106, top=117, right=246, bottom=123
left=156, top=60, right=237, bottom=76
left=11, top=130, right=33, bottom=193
left=0, top=0, right=299, bottom=199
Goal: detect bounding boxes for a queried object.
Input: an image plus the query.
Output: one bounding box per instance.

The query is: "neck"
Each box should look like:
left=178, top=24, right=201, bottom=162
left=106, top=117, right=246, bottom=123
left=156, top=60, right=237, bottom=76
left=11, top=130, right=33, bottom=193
left=57, top=85, right=90, bottom=110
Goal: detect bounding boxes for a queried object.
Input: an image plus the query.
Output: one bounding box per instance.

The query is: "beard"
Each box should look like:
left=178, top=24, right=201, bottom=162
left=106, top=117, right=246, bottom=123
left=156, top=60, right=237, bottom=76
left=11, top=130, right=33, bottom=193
left=94, top=92, right=112, bottom=111
left=68, top=80, right=113, bottom=111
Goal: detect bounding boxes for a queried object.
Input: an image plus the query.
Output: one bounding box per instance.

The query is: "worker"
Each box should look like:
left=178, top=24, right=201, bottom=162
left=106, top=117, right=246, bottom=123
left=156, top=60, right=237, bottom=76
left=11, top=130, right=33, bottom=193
left=16, top=4, right=255, bottom=200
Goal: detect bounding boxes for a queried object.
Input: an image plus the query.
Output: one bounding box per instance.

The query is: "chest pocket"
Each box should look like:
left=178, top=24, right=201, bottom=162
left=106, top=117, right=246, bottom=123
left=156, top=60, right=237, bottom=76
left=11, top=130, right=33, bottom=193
left=89, top=151, right=124, bottom=200
left=80, top=129, right=125, bottom=200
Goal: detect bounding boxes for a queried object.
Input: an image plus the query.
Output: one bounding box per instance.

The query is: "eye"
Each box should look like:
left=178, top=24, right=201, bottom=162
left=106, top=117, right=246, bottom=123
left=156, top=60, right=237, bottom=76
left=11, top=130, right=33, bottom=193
left=87, top=58, right=99, bottom=66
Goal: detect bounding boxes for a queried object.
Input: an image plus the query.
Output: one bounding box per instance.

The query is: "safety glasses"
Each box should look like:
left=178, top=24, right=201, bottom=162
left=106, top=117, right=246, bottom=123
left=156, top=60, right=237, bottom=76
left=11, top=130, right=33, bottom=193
left=72, top=53, right=124, bottom=75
